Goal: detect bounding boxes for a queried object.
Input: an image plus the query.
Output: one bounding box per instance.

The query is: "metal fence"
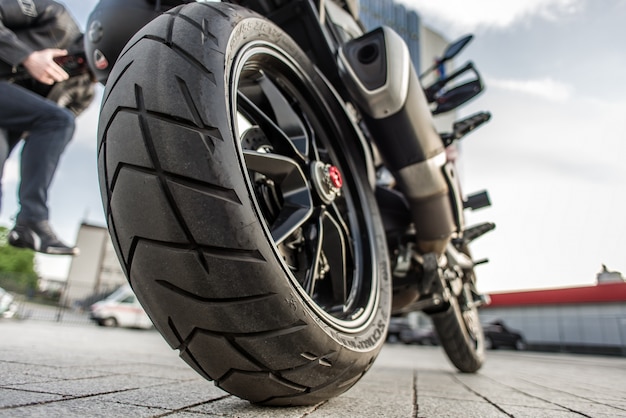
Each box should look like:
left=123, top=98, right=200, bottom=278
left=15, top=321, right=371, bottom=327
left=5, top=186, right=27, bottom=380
left=1, top=272, right=112, bottom=325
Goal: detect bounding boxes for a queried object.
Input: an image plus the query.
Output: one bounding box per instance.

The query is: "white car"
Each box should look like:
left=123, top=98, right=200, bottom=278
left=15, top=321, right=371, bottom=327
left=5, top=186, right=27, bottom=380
left=89, top=285, right=153, bottom=329
left=0, top=287, right=17, bottom=319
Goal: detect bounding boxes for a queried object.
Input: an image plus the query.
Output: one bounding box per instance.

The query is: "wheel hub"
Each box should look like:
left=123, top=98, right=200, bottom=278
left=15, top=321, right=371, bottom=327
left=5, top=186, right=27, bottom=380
left=311, top=161, right=343, bottom=204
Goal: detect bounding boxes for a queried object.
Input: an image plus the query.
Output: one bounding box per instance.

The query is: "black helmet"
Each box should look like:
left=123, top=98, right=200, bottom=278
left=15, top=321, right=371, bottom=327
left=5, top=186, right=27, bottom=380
left=85, top=0, right=191, bottom=84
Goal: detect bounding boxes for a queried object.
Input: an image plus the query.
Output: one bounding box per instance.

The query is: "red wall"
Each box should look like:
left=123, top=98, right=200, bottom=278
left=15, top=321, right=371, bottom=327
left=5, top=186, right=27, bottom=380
left=487, top=282, right=626, bottom=307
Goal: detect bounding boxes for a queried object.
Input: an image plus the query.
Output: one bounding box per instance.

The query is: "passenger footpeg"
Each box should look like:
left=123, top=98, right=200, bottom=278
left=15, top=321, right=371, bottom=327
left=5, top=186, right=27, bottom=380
left=464, top=190, right=491, bottom=210
left=440, top=111, right=491, bottom=146
left=462, top=222, right=495, bottom=244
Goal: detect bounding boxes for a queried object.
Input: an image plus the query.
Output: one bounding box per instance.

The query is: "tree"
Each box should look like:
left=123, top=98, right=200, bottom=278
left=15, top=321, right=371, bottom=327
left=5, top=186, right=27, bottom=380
left=0, top=226, right=38, bottom=291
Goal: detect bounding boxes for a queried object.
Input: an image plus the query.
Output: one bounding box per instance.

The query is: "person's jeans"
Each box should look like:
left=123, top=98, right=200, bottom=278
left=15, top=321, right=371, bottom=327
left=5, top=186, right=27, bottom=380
left=0, top=81, right=75, bottom=224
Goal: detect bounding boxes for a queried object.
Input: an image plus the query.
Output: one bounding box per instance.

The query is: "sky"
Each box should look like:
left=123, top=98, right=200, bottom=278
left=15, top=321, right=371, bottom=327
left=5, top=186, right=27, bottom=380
left=1, top=0, right=624, bottom=293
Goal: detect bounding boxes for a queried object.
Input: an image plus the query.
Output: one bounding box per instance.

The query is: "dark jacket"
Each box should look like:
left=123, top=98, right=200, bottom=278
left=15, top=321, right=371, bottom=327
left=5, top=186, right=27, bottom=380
left=0, top=0, right=93, bottom=116
left=0, top=0, right=81, bottom=76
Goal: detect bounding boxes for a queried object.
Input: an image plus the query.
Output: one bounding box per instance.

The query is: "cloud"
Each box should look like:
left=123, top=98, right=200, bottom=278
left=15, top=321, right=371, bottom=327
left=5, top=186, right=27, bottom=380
left=488, top=77, right=573, bottom=101
left=399, top=0, right=583, bottom=33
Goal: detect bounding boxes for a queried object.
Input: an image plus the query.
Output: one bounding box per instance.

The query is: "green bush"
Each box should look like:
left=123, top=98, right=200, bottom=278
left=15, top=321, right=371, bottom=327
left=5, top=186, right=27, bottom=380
left=0, top=226, right=38, bottom=294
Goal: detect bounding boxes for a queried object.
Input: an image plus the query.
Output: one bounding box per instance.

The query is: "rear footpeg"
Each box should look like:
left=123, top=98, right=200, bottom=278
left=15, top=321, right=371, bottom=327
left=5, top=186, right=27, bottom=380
left=462, top=222, right=495, bottom=244
left=440, top=111, right=491, bottom=146
left=464, top=190, right=491, bottom=211
left=470, top=290, right=491, bottom=308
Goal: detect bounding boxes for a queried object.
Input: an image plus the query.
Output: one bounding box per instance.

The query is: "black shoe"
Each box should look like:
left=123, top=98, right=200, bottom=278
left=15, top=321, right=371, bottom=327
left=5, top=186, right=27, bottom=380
left=8, top=221, right=79, bottom=256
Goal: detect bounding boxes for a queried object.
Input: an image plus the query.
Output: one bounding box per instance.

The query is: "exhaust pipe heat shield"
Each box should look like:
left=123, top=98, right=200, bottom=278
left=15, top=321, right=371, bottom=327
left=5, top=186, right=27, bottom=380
left=339, top=27, right=456, bottom=252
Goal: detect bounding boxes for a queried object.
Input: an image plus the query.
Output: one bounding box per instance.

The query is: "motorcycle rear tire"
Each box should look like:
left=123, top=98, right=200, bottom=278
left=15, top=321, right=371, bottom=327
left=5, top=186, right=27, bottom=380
left=97, top=2, right=390, bottom=406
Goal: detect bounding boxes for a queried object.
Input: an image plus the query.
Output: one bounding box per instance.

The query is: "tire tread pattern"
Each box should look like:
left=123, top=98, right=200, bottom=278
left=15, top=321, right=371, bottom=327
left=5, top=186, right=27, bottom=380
left=97, top=2, right=388, bottom=406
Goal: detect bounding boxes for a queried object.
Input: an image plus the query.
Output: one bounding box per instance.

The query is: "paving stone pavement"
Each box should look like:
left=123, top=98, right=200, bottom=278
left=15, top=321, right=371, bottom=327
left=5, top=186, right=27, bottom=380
left=1, top=320, right=625, bottom=417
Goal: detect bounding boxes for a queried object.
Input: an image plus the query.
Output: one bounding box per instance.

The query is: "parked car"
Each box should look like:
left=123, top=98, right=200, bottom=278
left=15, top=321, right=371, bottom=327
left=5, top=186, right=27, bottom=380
left=0, top=286, right=17, bottom=319
left=483, top=320, right=526, bottom=350
left=89, top=285, right=153, bottom=329
left=399, top=327, right=439, bottom=345
left=386, top=316, right=413, bottom=342
left=387, top=315, right=439, bottom=345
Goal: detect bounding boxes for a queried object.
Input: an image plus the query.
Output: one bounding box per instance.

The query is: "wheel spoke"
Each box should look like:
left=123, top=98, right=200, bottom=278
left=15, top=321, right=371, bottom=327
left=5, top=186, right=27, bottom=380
left=237, top=91, right=307, bottom=165
left=243, top=150, right=313, bottom=245
left=328, top=201, right=355, bottom=262
left=321, top=212, right=348, bottom=306
left=302, top=210, right=349, bottom=307
left=302, top=211, right=324, bottom=296
left=256, top=75, right=310, bottom=157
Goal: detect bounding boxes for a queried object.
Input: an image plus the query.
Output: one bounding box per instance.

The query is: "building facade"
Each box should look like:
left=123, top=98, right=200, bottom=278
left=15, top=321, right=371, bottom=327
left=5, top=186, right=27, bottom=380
left=64, top=223, right=126, bottom=308
left=483, top=281, right=626, bottom=355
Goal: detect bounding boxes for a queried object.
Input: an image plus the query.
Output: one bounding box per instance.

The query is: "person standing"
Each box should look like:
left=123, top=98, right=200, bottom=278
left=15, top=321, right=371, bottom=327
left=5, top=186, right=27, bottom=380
left=0, top=0, right=93, bottom=255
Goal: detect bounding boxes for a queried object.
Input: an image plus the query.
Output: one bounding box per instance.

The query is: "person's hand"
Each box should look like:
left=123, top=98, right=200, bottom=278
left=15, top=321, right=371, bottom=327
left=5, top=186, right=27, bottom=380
left=22, top=49, right=70, bottom=85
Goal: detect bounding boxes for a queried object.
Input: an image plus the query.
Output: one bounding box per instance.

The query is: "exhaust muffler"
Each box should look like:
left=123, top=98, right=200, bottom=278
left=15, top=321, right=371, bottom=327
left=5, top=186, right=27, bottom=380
left=338, top=27, right=456, bottom=255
